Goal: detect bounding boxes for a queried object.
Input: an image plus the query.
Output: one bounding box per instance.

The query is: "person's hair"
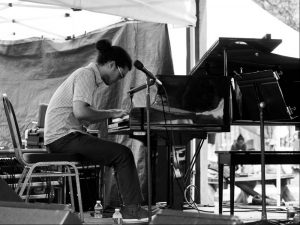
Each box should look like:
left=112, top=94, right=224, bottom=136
left=237, top=134, right=244, bottom=141
left=96, top=39, right=132, bottom=70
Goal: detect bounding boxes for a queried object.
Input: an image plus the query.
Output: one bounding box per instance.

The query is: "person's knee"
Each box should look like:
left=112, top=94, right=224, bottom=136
left=116, top=145, right=135, bottom=165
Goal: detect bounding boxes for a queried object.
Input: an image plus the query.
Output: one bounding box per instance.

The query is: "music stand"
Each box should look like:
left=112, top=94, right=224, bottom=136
left=236, top=70, right=291, bottom=225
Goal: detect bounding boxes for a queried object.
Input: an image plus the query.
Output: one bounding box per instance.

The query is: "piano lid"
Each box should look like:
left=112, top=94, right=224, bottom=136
left=190, top=37, right=300, bottom=78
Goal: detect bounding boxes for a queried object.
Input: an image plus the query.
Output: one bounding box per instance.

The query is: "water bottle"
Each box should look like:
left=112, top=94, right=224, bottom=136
left=286, top=202, right=295, bottom=220
left=293, top=211, right=300, bottom=224
left=94, top=200, right=103, bottom=218
left=112, top=208, right=123, bottom=224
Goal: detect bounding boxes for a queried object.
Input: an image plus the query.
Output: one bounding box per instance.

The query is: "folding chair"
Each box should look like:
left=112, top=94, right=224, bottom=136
left=2, top=93, right=84, bottom=222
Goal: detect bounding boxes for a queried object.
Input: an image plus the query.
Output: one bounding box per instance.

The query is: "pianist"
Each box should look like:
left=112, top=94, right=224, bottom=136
left=44, top=39, right=149, bottom=219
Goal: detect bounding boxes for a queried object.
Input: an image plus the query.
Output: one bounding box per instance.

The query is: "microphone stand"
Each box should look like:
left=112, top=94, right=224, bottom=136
left=128, top=78, right=156, bottom=222
left=145, top=76, right=152, bottom=223
left=252, top=90, right=279, bottom=225
left=128, top=80, right=155, bottom=97
left=253, top=102, right=279, bottom=225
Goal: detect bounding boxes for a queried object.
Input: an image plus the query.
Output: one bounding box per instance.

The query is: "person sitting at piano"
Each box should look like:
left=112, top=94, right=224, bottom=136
left=44, top=39, right=149, bottom=219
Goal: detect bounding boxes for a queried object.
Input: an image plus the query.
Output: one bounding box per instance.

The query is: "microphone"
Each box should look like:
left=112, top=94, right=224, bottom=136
left=134, top=60, right=162, bottom=86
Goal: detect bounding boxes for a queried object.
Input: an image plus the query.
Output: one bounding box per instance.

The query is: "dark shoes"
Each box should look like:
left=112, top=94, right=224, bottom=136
left=121, top=204, right=152, bottom=220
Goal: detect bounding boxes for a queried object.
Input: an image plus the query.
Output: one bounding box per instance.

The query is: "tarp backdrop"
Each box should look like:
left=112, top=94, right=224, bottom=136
left=0, top=21, right=174, bottom=206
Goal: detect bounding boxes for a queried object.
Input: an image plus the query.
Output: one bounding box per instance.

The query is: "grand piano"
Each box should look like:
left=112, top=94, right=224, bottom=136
left=108, top=35, right=300, bottom=209
left=192, top=35, right=300, bottom=215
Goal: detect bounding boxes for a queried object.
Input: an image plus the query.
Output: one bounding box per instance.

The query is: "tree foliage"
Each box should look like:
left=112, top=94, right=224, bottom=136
left=252, top=0, right=299, bottom=31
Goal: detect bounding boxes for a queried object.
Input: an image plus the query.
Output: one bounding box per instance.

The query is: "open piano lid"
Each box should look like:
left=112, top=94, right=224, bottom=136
left=190, top=36, right=299, bottom=78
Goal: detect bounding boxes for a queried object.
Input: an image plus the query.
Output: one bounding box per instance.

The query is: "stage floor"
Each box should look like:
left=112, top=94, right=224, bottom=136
left=83, top=212, right=148, bottom=224
left=82, top=203, right=298, bottom=225
left=195, top=204, right=293, bottom=224
left=82, top=178, right=299, bottom=224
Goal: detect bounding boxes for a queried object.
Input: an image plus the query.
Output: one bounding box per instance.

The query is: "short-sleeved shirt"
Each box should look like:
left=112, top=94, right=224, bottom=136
left=44, top=62, right=103, bottom=145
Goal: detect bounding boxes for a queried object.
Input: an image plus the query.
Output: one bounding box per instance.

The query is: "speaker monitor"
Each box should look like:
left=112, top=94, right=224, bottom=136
left=150, top=209, right=243, bottom=225
left=0, top=201, right=82, bottom=224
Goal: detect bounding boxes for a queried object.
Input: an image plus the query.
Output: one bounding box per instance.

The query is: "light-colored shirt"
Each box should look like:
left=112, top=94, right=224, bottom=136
left=44, top=62, right=103, bottom=145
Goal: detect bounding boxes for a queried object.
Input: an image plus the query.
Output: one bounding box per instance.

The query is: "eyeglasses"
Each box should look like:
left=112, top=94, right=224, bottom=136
left=117, top=66, right=125, bottom=79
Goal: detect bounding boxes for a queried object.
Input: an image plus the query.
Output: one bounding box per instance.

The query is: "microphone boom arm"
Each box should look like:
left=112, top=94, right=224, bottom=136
left=128, top=79, right=156, bottom=96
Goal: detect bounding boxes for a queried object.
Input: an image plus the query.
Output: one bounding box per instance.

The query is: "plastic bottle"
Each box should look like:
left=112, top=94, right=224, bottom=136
left=293, top=211, right=300, bottom=224
left=112, top=208, right=123, bottom=224
left=286, top=202, right=295, bottom=220
left=94, top=200, right=103, bottom=218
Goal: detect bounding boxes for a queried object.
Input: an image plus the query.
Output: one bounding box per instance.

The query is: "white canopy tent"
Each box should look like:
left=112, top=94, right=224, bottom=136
left=0, top=3, right=121, bottom=40
left=1, top=0, right=196, bottom=39
left=21, top=0, right=197, bottom=27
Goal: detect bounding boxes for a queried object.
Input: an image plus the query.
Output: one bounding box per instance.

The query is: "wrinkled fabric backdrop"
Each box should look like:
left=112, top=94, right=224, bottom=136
left=0, top=21, right=174, bottom=206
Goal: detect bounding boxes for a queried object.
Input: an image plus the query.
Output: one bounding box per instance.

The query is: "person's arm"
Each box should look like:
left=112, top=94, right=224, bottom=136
left=73, top=100, right=128, bottom=123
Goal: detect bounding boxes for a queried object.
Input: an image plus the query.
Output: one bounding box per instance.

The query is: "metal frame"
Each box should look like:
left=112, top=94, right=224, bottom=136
left=2, top=93, right=84, bottom=222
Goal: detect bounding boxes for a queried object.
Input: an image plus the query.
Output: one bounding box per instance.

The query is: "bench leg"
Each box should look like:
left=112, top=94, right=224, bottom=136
left=218, top=162, right=223, bottom=214
left=230, top=164, right=235, bottom=215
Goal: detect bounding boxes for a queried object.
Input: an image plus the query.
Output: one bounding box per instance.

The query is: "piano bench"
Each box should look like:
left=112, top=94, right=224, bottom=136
left=216, top=150, right=300, bottom=215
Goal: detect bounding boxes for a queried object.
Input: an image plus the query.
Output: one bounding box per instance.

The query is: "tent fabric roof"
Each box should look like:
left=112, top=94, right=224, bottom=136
left=0, top=1, right=123, bottom=41
left=21, top=0, right=197, bottom=27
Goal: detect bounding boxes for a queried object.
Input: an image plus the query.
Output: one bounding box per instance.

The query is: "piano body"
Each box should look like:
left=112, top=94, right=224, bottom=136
left=107, top=36, right=300, bottom=208
left=108, top=74, right=231, bottom=137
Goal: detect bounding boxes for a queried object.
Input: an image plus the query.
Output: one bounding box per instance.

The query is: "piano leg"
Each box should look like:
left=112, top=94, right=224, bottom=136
left=152, top=136, right=171, bottom=206
left=230, top=163, right=235, bottom=215
left=218, top=161, right=224, bottom=214
left=150, top=131, right=207, bottom=209
left=153, top=135, right=188, bottom=209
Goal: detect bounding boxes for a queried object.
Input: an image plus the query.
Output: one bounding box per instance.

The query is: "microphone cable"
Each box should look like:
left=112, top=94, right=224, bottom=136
left=157, top=84, right=188, bottom=206
left=158, top=83, right=203, bottom=213
left=158, top=84, right=183, bottom=178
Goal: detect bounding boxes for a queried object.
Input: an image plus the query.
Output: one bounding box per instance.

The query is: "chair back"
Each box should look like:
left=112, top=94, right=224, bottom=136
left=37, top=103, right=48, bottom=128
left=2, top=94, right=25, bottom=164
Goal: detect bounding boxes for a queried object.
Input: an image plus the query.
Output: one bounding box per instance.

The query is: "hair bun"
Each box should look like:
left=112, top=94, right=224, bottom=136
left=96, top=39, right=112, bottom=51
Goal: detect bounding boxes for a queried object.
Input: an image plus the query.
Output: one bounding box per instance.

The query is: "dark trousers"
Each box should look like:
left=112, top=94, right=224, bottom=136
left=47, top=132, right=143, bottom=205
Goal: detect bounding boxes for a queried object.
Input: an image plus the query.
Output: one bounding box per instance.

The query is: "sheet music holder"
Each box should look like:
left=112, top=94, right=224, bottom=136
left=236, top=70, right=295, bottom=121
